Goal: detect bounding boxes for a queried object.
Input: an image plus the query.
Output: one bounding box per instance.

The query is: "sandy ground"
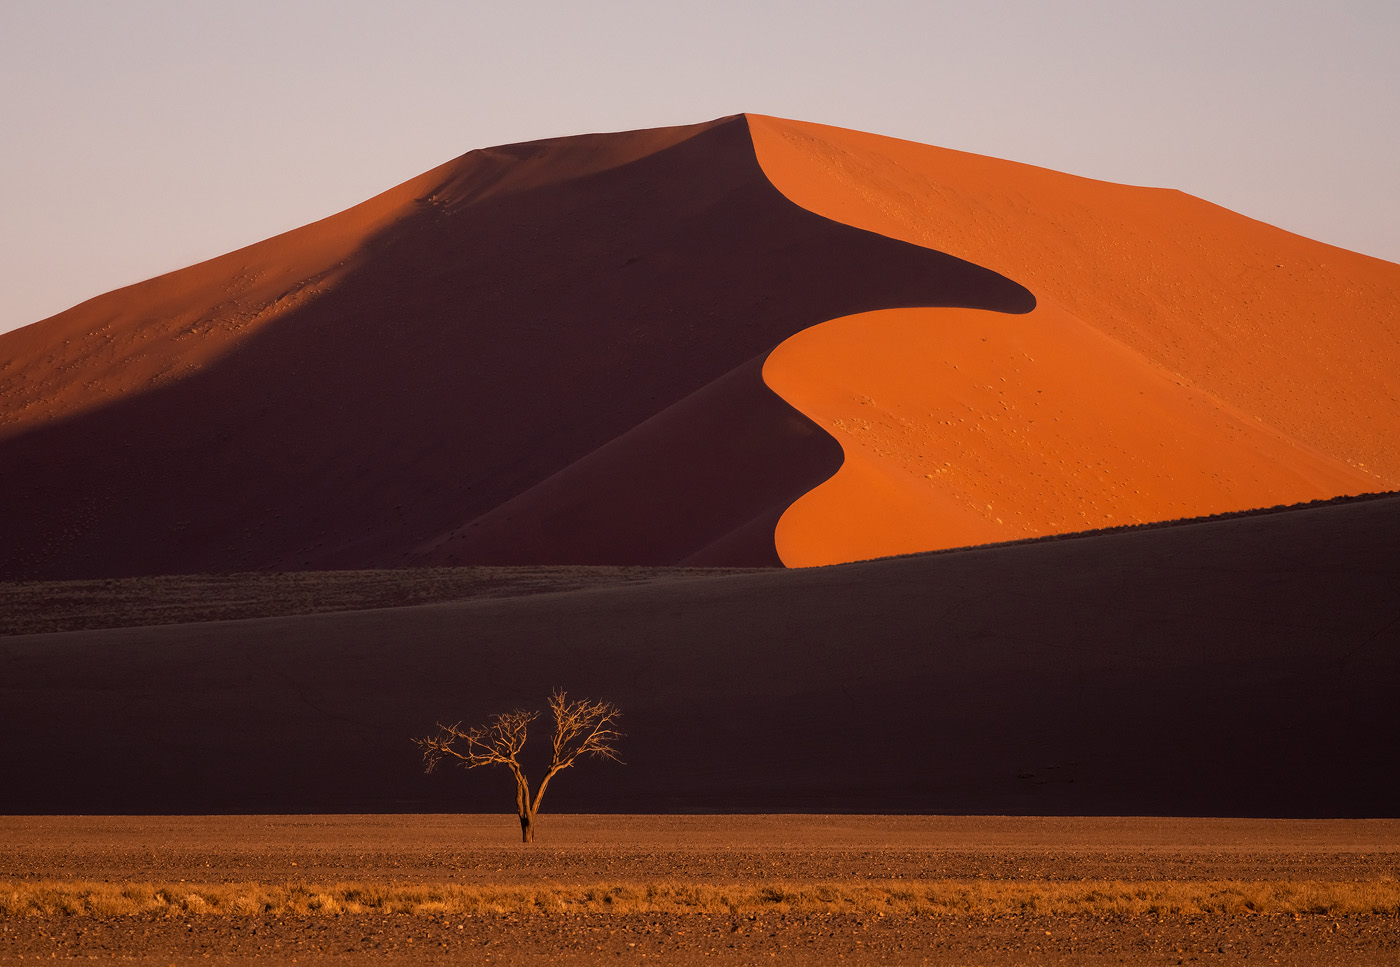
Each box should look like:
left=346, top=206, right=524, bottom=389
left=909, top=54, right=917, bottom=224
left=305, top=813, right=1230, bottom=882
left=2, top=815, right=1397, bottom=964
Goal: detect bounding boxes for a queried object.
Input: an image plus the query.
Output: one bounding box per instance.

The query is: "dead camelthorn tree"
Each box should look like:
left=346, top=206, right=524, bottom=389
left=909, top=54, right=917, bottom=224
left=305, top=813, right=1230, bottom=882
left=415, top=689, right=623, bottom=843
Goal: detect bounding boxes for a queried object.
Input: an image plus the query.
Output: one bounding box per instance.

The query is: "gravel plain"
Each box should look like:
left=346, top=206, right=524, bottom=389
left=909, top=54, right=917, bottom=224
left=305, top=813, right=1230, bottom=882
left=2, top=815, right=1397, bottom=964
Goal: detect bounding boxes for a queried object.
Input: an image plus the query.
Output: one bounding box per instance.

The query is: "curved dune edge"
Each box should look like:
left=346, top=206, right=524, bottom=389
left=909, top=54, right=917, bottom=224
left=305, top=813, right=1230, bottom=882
left=746, top=113, right=1400, bottom=566
left=1, top=115, right=1037, bottom=578
left=412, top=354, right=842, bottom=568
left=763, top=306, right=1375, bottom=567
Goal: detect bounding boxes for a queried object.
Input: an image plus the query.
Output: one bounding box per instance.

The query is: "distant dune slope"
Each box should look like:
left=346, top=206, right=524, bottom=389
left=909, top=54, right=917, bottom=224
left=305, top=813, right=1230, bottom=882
left=2, top=495, right=1396, bottom=816
left=0, top=116, right=1028, bottom=578
left=749, top=115, right=1399, bottom=565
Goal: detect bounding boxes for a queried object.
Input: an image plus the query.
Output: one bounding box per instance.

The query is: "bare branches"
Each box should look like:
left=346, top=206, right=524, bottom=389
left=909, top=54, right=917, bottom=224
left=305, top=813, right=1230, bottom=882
left=549, top=689, right=623, bottom=767
left=414, top=708, right=536, bottom=775
left=533, top=689, right=624, bottom=814
left=414, top=689, right=623, bottom=843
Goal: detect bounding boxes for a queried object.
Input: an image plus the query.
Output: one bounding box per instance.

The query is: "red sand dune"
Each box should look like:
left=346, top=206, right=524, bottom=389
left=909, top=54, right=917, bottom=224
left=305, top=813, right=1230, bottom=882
left=0, top=116, right=1026, bottom=578
left=765, top=304, right=1373, bottom=564
left=1, top=114, right=1396, bottom=577
left=748, top=115, right=1399, bottom=565
left=2, top=494, right=1396, bottom=816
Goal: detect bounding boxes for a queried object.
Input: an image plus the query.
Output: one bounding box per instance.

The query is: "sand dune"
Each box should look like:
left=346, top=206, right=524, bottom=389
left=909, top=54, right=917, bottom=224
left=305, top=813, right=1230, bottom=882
left=413, top=354, right=842, bottom=567
left=0, top=116, right=1028, bottom=578
left=748, top=115, right=1399, bottom=564
left=2, top=116, right=1394, bottom=827
left=765, top=304, right=1374, bottom=565
left=1, top=114, right=1395, bottom=576
left=2, top=494, right=1396, bottom=816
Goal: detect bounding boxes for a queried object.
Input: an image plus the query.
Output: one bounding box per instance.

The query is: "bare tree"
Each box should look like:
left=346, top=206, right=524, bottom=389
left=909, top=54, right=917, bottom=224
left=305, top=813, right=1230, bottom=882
left=415, top=689, right=623, bottom=842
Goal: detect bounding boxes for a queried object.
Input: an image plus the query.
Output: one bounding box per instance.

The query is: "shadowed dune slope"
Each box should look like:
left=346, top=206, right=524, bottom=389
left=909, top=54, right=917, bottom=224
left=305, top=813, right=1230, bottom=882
left=2, top=494, right=1396, bottom=816
left=0, top=116, right=1029, bottom=580
left=415, top=355, right=840, bottom=566
left=749, top=115, right=1400, bottom=564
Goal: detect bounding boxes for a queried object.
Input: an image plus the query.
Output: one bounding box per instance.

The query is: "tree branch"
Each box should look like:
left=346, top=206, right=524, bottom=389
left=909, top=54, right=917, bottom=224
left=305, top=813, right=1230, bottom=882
left=414, top=709, right=536, bottom=775
left=532, top=688, right=624, bottom=813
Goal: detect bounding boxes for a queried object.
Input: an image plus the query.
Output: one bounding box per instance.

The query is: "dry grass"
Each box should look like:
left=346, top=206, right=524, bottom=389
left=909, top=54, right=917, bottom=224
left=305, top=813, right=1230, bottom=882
left=3, top=879, right=1398, bottom=919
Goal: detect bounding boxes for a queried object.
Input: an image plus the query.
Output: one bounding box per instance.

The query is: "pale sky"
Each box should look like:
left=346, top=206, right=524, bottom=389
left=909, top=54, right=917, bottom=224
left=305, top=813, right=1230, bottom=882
left=2, top=0, right=1397, bottom=334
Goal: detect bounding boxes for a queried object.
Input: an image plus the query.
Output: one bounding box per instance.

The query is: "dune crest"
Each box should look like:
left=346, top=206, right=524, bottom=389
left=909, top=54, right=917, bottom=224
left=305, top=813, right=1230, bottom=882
left=748, top=114, right=1400, bottom=564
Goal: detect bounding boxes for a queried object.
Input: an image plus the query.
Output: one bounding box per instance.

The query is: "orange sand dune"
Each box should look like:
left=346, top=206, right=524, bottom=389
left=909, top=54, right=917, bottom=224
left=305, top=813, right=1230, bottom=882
left=750, top=115, right=1400, bottom=565
left=2, top=113, right=1395, bottom=576
left=766, top=305, right=1375, bottom=565
left=0, top=117, right=1027, bottom=579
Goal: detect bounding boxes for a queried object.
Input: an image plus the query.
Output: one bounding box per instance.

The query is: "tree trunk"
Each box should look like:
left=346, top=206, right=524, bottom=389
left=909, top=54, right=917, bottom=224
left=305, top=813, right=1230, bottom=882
left=519, top=811, right=534, bottom=843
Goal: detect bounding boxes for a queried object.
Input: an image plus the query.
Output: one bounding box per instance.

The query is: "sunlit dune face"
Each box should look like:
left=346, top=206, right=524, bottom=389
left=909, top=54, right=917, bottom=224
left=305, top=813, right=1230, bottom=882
left=764, top=305, right=1374, bottom=567
left=749, top=113, right=1399, bottom=565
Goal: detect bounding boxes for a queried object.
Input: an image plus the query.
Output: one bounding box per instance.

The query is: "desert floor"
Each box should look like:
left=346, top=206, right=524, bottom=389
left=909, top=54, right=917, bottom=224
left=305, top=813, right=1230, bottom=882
left=2, top=815, right=1397, bottom=965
